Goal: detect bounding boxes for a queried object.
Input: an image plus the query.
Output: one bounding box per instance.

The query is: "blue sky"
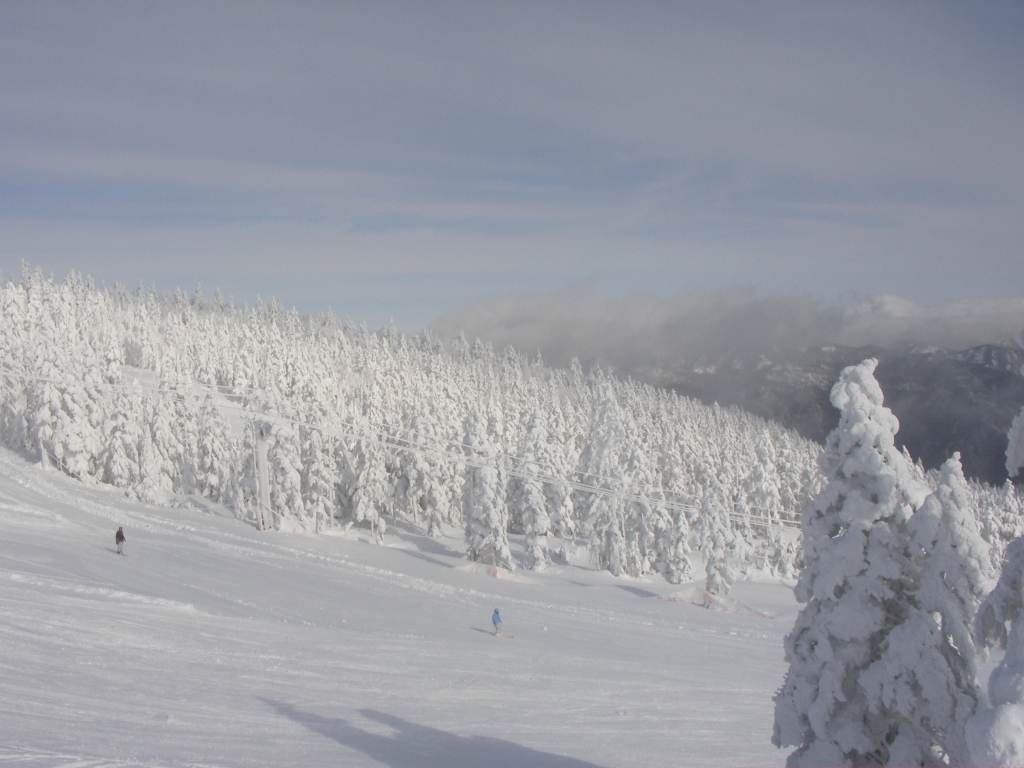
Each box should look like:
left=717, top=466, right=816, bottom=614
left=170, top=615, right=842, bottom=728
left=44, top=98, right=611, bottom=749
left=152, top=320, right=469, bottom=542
left=2, top=2, right=1023, bottom=331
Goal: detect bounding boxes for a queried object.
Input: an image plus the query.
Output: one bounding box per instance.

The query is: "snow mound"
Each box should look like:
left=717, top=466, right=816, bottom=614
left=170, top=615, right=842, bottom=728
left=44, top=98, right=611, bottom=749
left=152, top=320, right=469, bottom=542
left=454, top=562, right=537, bottom=583
left=658, top=583, right=774, bottom=618
left=275, top=517, right=313, bottom=535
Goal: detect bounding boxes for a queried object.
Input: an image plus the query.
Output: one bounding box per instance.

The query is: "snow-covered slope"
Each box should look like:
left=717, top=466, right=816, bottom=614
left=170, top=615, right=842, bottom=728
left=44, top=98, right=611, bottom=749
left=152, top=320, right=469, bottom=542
left=0, top=445, right=797, bottom=768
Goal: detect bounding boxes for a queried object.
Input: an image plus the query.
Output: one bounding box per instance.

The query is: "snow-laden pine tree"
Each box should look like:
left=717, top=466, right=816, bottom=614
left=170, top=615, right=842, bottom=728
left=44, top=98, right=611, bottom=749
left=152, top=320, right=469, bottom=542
left=102, top=383, right=144, bottom=494
left=139, top=385, right=185, bottom=500
left=267, top=418, right=306, bottom=526
left=234, top=421, right=261, bottom=528
left=462, top=407, right=513, bottom=570
left=756, top=528, right=799, bottom=580
left=301, top=425, right=335, bottom=533
left=539, top=398, right=576, bottom=540
left=39, top=336, right=106, bottom=482
left=578, top=382, right=652, bottom=577
left=194, top=394, right=238, bottom=505
left=973, top=478, right=1024, bottom=571
left=508, top=410, right=552, bottom=570
left=859, top=452, right=992, bottom=765
left=0, top=277, right=28, bottom=448
left=171, top=380, right=200, bottom=495
left=399, top=410, right=458, bottom=535
left=1006, top=326, right=1024, bottom=480
left=773, top=359, right=923, bottom=767
left=133, top=398, right=158, bottom=500
left=23, top=306, right=67, bottom=469
left=695, top=486, right=737, bottom=603
left=743, top=438, right=784, bottom=526
left=337, top=421, right=391, bottom=542
left=650, top=501, right=690, bottom=584
left=968, top=536, right=1024, bottom=766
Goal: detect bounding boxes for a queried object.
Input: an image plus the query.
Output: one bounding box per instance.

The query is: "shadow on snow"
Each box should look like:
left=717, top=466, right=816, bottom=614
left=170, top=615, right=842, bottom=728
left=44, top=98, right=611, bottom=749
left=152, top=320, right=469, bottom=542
left=259, top=698, right=609, bottom=768
left=613, top=584, right=661, bottom=599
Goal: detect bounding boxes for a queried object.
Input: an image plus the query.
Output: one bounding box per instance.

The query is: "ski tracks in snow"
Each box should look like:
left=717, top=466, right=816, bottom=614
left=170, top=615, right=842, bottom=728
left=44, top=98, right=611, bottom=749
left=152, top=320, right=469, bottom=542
left=0, top=745, right=226, bottom=767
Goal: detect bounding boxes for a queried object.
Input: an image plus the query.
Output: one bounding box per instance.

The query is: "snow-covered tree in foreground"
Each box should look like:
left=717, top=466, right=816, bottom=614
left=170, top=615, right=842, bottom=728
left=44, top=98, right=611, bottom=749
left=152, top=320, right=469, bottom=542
left=968, top=535, right=1024, bottom=766
left=774, top=359, right=983, bottom=766
left=859, top=453, right=991, bottom=765
left=1005, top=326, right=1024, bottom=480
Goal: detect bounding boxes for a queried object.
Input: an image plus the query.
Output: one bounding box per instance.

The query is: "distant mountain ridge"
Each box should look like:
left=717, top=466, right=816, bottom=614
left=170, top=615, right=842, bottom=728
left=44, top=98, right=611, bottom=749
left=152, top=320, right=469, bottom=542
left=656, top=343, right=1024, bottom=486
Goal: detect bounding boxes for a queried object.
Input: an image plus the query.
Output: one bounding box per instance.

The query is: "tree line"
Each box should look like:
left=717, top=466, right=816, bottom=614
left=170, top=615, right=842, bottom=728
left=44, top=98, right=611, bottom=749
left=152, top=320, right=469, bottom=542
left=0, top=267, right=828, bottom=580
left=0, top=267, right=1020, bottom=587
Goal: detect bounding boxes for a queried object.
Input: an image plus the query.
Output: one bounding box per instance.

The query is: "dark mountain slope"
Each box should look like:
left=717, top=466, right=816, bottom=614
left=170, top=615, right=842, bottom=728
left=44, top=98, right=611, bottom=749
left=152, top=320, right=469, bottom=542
left=666, top=344, right=1024, bottom=485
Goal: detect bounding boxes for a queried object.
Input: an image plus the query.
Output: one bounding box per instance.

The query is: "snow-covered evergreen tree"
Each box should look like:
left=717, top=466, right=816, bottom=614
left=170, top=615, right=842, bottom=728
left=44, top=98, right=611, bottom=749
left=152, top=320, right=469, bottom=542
left=968, top=536, right=1024, bottom=766
left=47, top=355, right=106, bottom=481
left=102, top=384, right=144, bottom=494
left=23, top=305, right=68, bottom=469
left=859, top=453, right=992, bottom=765
left=462, top=407, right=513, bottom=569
left=337, top=423, right=391, bottom=541
left=578, top=382, right=655, bottom=578
left=140, top=387, right=185, bottom=500
left=509, top=410, right=553, bottom=570
left=773, top=359, right=924, bottom=767
left=398, top=411, right=458, bottom=536
left=696, top=487, right=737, bottom=603
left=267, top=417, right=306, bottom=525
left=1005, top=325, right=1024, bottom=479
left=756, top=528, right=799, bottom=580
left=539, top=399, right=576, bottom=540
left=195, top=394, right=238, bottom=505
left=300, top=425, right=335, bottom=532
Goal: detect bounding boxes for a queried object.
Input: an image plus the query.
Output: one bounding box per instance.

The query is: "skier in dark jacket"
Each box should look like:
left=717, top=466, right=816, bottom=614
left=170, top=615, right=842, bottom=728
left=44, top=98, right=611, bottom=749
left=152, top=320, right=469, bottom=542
left=115, top=526, right=125, bottom=555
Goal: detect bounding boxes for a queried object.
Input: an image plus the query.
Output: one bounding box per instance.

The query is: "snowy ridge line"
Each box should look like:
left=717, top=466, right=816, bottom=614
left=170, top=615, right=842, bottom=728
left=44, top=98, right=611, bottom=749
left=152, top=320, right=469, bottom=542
left=0, top=365, right=802, bottom=532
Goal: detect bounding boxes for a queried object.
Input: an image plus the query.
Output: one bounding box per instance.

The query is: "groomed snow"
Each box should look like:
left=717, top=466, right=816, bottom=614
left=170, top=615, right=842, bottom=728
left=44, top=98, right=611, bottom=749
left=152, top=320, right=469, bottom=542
left=0, top=445, right=798, bottom=768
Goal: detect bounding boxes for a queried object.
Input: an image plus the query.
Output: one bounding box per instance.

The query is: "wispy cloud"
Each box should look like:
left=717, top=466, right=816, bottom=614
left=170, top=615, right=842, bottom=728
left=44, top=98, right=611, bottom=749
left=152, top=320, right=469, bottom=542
left=430, top=282, right=1024, bottom=377
left=1, top=2, right=1022, bottom=324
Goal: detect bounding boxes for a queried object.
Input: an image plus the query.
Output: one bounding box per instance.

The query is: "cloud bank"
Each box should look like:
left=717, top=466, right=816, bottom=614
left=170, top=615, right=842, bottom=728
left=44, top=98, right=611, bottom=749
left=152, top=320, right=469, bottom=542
left=430, top=283, right=1024, bottom=380
left=1, top=2, right=1022, bottom=324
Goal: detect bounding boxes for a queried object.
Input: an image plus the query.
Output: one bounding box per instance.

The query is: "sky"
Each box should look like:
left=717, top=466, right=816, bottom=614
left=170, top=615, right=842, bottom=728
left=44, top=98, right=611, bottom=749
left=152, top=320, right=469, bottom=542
left=2, top=1, right=1023, bottom=338
left=432, top=284, right=1024, bottom=377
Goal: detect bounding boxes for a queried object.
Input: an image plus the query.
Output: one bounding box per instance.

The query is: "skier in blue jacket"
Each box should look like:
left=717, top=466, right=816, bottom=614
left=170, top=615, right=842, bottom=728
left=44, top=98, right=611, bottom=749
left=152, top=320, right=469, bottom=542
left=492, top=608, right=502, bottom=635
